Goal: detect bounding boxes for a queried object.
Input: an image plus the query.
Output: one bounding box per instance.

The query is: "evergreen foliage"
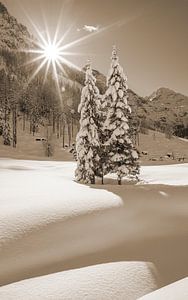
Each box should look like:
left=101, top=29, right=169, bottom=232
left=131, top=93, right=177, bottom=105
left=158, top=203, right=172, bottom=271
left=2, top=121, right=11, bottom=145
left=0, top=108, right=3, bottom=135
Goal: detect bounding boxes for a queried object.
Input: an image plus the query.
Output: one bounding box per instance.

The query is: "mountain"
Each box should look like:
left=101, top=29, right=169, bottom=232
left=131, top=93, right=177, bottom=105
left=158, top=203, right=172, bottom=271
left=0, top=2, right=187, bottom=139
left=0, top=1, right=33, bottom=77
left=143, top=88, right=188, bottom=136
left=0, top=2, right=31, bottom=51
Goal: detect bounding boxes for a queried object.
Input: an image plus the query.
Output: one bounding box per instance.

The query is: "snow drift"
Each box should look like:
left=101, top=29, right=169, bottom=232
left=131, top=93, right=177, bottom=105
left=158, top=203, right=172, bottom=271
left=0, top=262, right=158, bottom=300
left=0, top=159, right=123, bottom=285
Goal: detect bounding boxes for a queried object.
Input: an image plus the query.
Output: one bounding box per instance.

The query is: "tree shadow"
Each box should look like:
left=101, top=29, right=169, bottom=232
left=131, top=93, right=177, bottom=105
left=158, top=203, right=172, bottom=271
left=87, top=182, right=188, bottom=287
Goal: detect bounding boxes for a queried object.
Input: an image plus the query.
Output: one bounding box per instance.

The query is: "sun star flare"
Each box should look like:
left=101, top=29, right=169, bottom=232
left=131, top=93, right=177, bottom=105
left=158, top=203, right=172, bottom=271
left=43, top=43, right=61, bottom=62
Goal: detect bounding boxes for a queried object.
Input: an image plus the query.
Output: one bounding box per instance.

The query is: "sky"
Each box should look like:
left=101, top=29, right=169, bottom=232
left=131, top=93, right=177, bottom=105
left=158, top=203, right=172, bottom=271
left=2, top=0, right=188, bottom=96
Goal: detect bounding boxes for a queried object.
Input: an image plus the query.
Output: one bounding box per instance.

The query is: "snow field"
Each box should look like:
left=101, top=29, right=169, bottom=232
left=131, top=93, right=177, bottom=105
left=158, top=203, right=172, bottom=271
left=0, top=159, right=123, bottom=285
left=0, top=159, right=187, bottom=288
left=106, top=163, right=188, bottom=186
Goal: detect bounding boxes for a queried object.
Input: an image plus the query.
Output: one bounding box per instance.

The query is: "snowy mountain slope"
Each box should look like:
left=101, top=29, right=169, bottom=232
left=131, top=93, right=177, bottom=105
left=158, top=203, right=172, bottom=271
left=0, top=262, right=158, bottom=300
left=138, top=277, right=188, bottom=300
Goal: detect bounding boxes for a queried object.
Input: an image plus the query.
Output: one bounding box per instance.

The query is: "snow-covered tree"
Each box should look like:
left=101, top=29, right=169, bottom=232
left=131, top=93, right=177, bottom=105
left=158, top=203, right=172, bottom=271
left=104, top=46, right=139, bottom=184
left=0, top=108, right=3, bottom=135
left=94, top=94, right=110, bottom=184
left=2, top=121, right=11, bottom=145
left=75, top=62, right=100, bottom=184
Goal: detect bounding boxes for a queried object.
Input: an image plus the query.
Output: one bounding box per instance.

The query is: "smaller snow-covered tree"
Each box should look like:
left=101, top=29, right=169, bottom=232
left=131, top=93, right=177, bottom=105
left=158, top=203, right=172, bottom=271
left=104, top=46, right=139, bottom=184
left=2, top=122, right=12, bottom=146
left=75, top=62, right=100, bottom=184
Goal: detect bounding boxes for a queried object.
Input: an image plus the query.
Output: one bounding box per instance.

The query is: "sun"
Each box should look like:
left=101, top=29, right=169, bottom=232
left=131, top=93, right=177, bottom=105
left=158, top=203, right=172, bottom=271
left=20, top=3, right=129, bottom=98
left=43, top=43, right=60, bottom=62
left=21, top=6, right=113, bottom=98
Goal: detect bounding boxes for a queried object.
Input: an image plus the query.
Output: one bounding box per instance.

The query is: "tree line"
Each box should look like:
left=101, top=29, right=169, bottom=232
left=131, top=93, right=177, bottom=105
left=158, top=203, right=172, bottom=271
left=0, top=48, right=81, bottom=150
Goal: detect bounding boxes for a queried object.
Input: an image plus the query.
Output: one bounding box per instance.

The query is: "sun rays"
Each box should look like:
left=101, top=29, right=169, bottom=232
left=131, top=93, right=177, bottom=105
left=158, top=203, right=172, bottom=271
left=18, top=1, right=133, bottom=100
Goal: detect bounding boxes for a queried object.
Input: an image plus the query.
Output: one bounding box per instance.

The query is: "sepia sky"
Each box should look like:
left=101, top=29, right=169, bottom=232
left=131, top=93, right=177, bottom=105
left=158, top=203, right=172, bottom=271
left=2, top=0, right=188, bottom=96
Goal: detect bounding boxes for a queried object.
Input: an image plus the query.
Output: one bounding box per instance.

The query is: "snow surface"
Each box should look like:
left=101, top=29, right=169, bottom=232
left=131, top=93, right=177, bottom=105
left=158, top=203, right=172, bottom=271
left=0, top=159, right=123, bottom=285
left=138, top=277, right=188, bottom=300
left=140, top=163, right=188, bottom=186
left=0, top=159, right=187, bottom=286
left=106, top=163, right=188, bottom=186
left=0, top=262, right=158, bottom=300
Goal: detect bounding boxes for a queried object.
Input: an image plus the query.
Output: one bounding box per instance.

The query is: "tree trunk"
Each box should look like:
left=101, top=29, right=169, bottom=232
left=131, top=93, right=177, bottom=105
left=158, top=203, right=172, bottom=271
left=118, top=178, right=121, bottom=185
left=91, top=176, right=95, bottom=184
left=32, top=121, right=35, bottom=136
left=68, top=124, right=71, bottom=147
left=76, top=122, right=80, bottom=133
left=60, top=119, right=63, bottom=137
left=101, top=165, right=104, bottom=185
left=56, top=116, right=60, bottom=138
left=52, top=112, right=56, bottom=134
left=71, top=117, right=74, bottom=139
left=23, top=113, right=25, bottom=131
left=137, top=132, right=139, bottom=146
left=29, top=118, right=32, bottom=134
left=62, top=124, right=65, bottom=148
left=12, top=106, right=17, bottom=148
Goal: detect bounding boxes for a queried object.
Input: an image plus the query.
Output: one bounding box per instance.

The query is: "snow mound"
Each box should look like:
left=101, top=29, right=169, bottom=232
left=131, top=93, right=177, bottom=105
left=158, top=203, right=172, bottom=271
left=0, top=262, right=158, bottom=300
left=138, top=277, right=188, bottom=300
left=0, top=159, right=122, bottom=285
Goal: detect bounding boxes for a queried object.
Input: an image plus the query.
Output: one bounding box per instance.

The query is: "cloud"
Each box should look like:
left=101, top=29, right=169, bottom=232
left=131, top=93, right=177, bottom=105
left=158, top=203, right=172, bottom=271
left=83, top=25, right=99, bottom=32
left=76, top=25, right=99, bottom=33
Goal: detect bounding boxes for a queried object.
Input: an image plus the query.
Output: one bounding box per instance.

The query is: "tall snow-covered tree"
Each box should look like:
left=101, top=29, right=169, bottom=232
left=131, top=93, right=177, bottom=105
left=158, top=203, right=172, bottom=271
left=75, top=62, right=100, bottom=184
left=104, top=46, right=139, bottom=184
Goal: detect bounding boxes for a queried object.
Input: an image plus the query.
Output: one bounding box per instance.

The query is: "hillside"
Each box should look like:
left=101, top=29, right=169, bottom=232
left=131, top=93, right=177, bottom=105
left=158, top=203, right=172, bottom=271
left=138, top=130, right=188, bottom=165
left=0, top=117, right=187, bottom=164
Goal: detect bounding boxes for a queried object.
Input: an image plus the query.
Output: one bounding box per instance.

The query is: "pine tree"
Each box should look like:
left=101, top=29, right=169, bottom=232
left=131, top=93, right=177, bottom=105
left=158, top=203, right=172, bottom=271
left=94, top=94, right=109, bottom=184
left=104, top=46, right=139, bottom=184
left=75, top=62, right=100, bottom=184
left=0, top=108, right=3, bottom=135
left=2, top=122, right=12, bottom=146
